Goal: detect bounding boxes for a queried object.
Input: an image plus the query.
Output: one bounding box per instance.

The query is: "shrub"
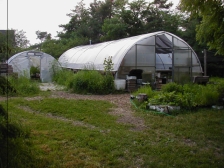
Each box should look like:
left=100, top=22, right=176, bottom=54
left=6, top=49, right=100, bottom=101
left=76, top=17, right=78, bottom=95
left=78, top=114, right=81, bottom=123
left=0, top=76, right=16, bottom=95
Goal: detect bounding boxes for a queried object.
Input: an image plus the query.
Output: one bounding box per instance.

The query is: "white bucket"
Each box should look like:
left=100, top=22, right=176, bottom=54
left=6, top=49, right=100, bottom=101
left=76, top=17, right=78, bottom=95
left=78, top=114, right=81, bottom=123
left=114, top=79, right=126, bottom=90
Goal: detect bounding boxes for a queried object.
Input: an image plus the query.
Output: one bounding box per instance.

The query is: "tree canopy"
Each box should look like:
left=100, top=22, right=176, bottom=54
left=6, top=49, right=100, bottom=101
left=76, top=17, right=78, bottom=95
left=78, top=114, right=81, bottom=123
left=180, top=0, right=224, bottom=55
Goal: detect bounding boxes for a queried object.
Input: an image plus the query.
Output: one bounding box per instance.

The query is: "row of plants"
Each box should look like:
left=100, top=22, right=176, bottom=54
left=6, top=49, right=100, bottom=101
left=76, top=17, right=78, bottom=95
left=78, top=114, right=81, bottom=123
left=132, top=78, right=224, bottom=111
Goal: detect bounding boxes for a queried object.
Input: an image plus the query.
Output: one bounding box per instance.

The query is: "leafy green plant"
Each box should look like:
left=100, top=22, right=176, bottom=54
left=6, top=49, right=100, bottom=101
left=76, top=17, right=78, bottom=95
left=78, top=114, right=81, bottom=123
left=30, top=66, right=40, bottom=75
left=134, top=78, right=224, bottom=111
left=161, top=82, right=183, bottom=93
left=103, top=56, right=114, bottom=74
left=133, top=85, right=155, bottom=98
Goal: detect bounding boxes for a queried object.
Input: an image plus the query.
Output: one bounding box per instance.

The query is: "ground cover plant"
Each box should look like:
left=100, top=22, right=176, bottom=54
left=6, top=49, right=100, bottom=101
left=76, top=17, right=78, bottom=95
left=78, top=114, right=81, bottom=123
left=1, top=93, right=223, bottom=167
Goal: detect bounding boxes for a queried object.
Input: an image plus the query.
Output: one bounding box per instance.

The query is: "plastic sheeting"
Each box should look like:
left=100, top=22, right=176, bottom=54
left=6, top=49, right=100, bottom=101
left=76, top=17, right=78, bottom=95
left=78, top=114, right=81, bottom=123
left=7, top=51, right=60, bottom=82
left=59, top=31, right=203, bottom=82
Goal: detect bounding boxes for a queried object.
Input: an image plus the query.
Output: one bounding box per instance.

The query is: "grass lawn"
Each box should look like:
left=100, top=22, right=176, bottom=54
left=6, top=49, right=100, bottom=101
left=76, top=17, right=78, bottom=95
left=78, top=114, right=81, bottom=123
left=1, top=94, right=224, bottom=168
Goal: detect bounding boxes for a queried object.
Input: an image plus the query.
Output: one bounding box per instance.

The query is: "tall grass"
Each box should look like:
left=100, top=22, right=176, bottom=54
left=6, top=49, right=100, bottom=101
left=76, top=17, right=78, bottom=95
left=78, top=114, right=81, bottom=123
left=0, top=104, right=38, bottom=168
left=53, top=69, right=115, bottom=94
left=8, top=76, right=40, bottom=96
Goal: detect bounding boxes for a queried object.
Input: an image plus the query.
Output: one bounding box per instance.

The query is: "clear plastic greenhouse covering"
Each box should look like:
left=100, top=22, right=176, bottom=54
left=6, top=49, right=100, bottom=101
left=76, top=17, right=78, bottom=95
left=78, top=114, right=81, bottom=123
left=7, top=51, right=61, bottom=82
left=59, top=31, right=203, bottom=82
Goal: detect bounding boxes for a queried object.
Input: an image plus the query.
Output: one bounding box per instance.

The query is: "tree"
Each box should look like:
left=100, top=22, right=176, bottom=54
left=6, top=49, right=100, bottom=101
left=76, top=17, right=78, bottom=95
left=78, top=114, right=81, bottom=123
left=14, top=29, right=30, bottom=50
left=0, top=30, right=15, bottom=61
left=36, top=30, right=51, bottom=43
left=179, top=0, right=224, bottom=55
left=35, top=30, right=51, bottom=50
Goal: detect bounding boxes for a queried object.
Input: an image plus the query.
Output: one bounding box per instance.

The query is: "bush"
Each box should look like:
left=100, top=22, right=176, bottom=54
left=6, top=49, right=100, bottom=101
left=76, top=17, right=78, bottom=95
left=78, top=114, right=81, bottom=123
left=0, top=76, right=16, bottom=95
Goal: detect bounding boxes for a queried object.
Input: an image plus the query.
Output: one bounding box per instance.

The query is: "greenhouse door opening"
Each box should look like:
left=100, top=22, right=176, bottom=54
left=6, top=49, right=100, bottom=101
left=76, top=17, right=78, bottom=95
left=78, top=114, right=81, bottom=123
left=30, top=55, right=41, bottom=80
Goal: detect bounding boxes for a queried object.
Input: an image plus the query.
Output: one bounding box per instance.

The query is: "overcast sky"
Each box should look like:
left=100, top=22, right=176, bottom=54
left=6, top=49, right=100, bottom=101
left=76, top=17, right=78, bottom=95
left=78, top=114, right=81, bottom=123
left=0, top=0, right=179, bottom=45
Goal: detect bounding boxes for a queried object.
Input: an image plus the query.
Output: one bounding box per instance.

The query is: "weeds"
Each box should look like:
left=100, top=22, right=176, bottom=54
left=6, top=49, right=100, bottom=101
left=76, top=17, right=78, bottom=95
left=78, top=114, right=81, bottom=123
left=53, top=69, right=115, bottom=94
left=8, top=76, right=40, bottom=96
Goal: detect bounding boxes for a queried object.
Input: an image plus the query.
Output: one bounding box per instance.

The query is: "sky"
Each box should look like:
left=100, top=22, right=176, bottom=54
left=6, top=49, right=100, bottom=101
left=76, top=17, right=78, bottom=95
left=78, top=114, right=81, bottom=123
left=0, top=0, right=179, bottom=45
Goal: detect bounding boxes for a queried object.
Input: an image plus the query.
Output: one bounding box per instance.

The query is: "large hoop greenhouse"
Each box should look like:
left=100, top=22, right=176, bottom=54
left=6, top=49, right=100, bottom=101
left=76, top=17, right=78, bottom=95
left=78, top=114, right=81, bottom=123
left=59, top=31, right=203, bottom=89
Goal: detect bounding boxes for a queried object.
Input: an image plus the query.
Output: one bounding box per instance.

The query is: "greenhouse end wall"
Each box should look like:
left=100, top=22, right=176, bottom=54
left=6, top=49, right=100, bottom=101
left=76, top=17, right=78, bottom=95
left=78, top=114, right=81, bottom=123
left=115, top=33, right=202, bottom=84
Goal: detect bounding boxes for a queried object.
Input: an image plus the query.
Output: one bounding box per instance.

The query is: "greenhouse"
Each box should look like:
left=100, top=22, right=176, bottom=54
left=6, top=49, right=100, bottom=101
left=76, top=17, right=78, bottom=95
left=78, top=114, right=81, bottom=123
left=7, top=51, right=60, bottom=82
left=59, top=31, right=203, bottom=89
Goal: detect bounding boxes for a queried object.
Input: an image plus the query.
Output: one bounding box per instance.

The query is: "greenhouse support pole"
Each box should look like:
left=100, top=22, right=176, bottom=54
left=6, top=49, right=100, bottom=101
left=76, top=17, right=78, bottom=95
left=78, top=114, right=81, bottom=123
left=204, top=49, right=207, bottom=76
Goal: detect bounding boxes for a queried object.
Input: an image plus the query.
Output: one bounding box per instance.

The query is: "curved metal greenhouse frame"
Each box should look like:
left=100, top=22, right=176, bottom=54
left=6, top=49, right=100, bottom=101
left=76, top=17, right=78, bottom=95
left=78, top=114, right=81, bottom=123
left=7, top=50, right=60, bottom=82
left=59, top=31, right=203, bottom=83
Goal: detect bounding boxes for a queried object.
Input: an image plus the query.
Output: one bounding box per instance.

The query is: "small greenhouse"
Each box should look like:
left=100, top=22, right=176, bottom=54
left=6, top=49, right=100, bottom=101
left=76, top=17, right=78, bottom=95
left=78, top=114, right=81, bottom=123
left=7, top=51, right=60, bottom=82
left=59, top=31, right=203, bottom=88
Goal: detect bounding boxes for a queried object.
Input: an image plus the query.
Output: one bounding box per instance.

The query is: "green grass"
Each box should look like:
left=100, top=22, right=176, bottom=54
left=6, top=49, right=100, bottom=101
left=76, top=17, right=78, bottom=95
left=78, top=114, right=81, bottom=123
left=1, top=95, right=224, bottom=168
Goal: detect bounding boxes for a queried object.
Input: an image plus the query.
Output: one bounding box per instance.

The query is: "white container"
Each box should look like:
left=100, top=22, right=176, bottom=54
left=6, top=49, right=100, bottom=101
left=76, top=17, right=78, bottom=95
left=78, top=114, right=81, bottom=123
left=114, top=79, right=126, bottom=90
left=126, top=75, right=137, bottom=80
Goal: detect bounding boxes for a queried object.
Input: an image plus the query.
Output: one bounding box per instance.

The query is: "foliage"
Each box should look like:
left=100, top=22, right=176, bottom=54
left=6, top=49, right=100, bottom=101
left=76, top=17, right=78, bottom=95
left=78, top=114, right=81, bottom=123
left=179, top=0, right=224, bottom=55
left=53, top=68, right=115, bottom=94
left=71, top=70, right=115, bottom=94
left=53, top=68, right=76, bottom=90
left=0, top=30, right=16, bottom=61
left=14, top=29, right=30, bottom=49
left=133, top=78, right=223, bottom=111
left=55, top=0, right=182, bottom=48
left=30, top=66, right=40, bottom=75
left=132, top=85, right=155, bottom=99
left=35, top=30, right=51, bottom=51
left=103, top=56, right=114, bottom=73
left=41, top=37, right=89, bottom=59
left=8, top=75, right=40, bottom=96
left=0, top=76, right=16, bottom=95
left=161, top=82, right=183, bottom=93
left=0, top=104, right=38, bottom=168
